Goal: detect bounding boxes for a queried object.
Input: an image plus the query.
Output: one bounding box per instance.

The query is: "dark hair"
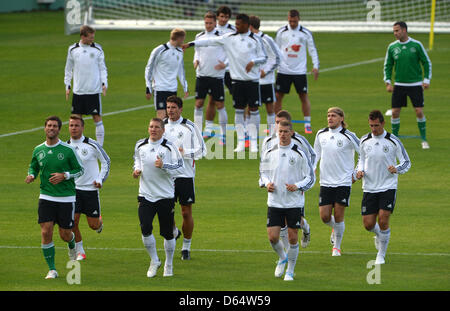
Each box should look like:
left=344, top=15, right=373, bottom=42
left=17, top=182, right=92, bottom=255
left=279, top=120, right=293, bottom=130
left=204, top=11, right=216, bottom=21
left=80, top=25, right=95, bottom=37
left=45, top=116, right=62, bottom=129
left=166, top=95, right=183, bottom=108
left=394, top=21, right=408, bottom=31
left=288, top=9, right=300, bottom=18
left=150, top=117, right=165, bottom=129
left=369, top=110, right=384, bottom=123
left=249, top=15, right=260, bottom=30
left=217, top=6, right=232, bottom=17
left=69, top=114, right=85, bottom=127
left=276, top=110, right=292, bottom=121
left=236, top=13, right=250, bottom=24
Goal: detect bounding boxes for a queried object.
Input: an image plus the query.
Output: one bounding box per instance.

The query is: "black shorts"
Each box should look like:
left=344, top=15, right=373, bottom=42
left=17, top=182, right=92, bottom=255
left=267, top=207, right=304, bottom=229
left=174, top=177, right=195, bottom=205
left=38, top=199, right=75, bottom=229
left=275, top=73, right=308, bottom=94
left=392, top=85, right=424, bottom=108
left=361, top=189, right=397, bottom=215
left=319, top=186, right=352, bottom=207
left=138, top=196, right=175, bottom=240
left=72, top=93, right=102, bottom=115
left=231, top=80, right=260, bottom=109
left=260, top=84, right=276, bottom=104
left=75, top=189, right=101, bottom=218
left=224, top=71, right=232, bottom=94
left=195, top=76, right=225, bottom=102
left=154, top=91, right=177, bottom=111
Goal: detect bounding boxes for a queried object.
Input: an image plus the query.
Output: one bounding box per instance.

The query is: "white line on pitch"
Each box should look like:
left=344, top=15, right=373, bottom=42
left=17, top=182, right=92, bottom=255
left=0, top=245, right=448, bottom=257
left=0, top=57, right=385, bottom=139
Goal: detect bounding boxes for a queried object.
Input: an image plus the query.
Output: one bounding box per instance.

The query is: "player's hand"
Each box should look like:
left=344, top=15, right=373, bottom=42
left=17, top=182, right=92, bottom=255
left=423, top=83, right=430, bottom=90
left=25, top=175, right=35, bottom=184
left=65, top=89, right=71, bottom=101
left=93, top=181, right=102, bottom=188
left=285, top=184, right=298, bottom=192
left=49, top=172, right=65, bottom=185
left=260, top=70, right=266, bottom=78
left=312, top=68, right=319, bottom=80
left=184, top=91, right=189, bottom=99
left=266, top=182, right=275, bottom=193
left=356, top=171, right=364, bottom=179
left=387, top=165, right=397, bottom=174
left=146, top=93, right=152, bottom=100
left=193, top=60, right=199, bottom=69
left=179, top=147, right=184, bottom=156
left=132, top=170, right=142, bottom=179
left=214, top=61, right=226, bottom=70
left=155, top=156, right=163, bottom=168
left=245, top=61, right=255, bottom=73
left=102, top=85, right=107, bottom=96
left=386, top=84, right=394, bottom=92
left=181, top=43, right=190, bottom=51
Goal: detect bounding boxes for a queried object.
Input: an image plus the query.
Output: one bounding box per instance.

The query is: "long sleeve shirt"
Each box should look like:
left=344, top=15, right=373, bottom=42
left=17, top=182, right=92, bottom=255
left=64, top=41, right=108, bottom=94
left=357, top=130, right=411, bottom=193
left=256, top=31, right=282, bottom=85
left=193, top=29, right=227, bottom=78
left=275, top=24, right=319, bottom=75
left=68, top=136, right=111, bottom=191
left=145, top=41, right=188, bottom=94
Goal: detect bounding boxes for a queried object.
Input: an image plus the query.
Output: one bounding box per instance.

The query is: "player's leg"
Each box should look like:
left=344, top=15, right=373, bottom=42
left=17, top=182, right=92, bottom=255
left=155, top=91, right=173, bottom=120
left=232, top=81, right=246, bottom=152
left=175, top=177, right=195, bottom=260
left=204, top=97, right=217, bottom=138
left=55, top=201, right=76, bottom=261
left=138, top=197, right=161, bottom=277
left=319, top=186, right=336, bottom=245
left=294, top=75, right=311, bottom=134
left=361, top=192, right=383, bottom=261
left=92, top=114, right=104, bottom=146
left=409, top=86, right=428, bottom=148
left=212, top=78, right=227, bottom=144
left=274, top=73, right=290, bottom=113
left=194, top=99, right=205, bottom=134
left=374, top=190, right=395, bottom=264
left=284, top=208, right=302, bottom=281
left=260, top=84, right=276, bottom=135
left=267, top=207, right=288, bottom=278
left=158, top=199, right=176, bottom=277
left=390, top=86, right=406, bottom=137
left=247, top=81, right=261, bottom=153
left=72, top=213, right=86, bottom=260
left=331, top=186, right=351, bottom=255
left=38, top=199, right=58, bottom=277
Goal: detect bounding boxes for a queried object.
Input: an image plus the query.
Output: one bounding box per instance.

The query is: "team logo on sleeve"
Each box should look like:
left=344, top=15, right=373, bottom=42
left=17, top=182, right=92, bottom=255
left=57, top=153, right=65, bottom=160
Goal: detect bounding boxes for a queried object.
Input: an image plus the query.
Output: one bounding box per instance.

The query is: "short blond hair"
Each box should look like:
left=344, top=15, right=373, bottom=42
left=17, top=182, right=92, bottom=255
left=327, top=107, right=347, bottom=128
left=170, top=28, right=186, bottom=41
left=80, top=25, right=95, bottom=37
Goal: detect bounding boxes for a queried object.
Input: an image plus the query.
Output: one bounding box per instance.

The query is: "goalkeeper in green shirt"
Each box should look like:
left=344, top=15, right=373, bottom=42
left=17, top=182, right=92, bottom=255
left=25, top=116, right=84, bottom=279
left=384, top=21, right=432, bottom=149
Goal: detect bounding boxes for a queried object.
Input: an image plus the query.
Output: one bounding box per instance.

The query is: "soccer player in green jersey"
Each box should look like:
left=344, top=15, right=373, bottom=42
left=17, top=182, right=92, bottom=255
left=384, top=21, right=432, bottom=149
left=26, top=116, right=84, bottom=279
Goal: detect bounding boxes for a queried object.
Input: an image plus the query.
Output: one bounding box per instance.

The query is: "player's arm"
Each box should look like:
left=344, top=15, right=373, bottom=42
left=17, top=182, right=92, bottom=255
left=94, top=142, right=111, bottom=188
left=383, top=46, right=394, bottom=92
left=356, top=138, right=366, bottom=179
left=98, top=48, right=108, bottom=95
left=293, top=151, right=314, bottom=192
left=145, top=47, right=161, bottom=98
left=64, top=46, right=74, bottom=100
left=160, top=145, right=185, bottom=177
left=184, top=35, right=225, bottom=50
left=417, top=41, right=432, bottom=88
left=262, top=36, right=281, bottom=77
left=183, top=124, right=207, bottom=160
left=392, top=138, right=411, bottom=175
left=252, top=36, right=268, bottom=66
left=312, top=131, right=322, bottom=171
left=177, top=54, right=189, bottom=97
left=66, top=148, right=84, bottom=180
left=26, top=150, right=39, bottom=183
left=259, top=151, right=273, bottom=189
left=133, top=140, right=143, bottom=178
left=306, top=32, right=320, bottom=80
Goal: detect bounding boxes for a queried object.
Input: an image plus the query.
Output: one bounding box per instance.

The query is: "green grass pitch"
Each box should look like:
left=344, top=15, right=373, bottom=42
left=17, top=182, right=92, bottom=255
left=0, top=11, right=449, bottom=291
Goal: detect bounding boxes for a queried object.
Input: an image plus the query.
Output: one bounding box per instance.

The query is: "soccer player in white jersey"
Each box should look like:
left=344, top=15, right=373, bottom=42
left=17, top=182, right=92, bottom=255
left=249, top=16, right=282, bottom=135
left=145, top=28, right=189, bottom=120
left=64, top=26, right=108, bottom=146
left=260, top=120, right=315, bottom=281
left=261, top=110, right=315, bottom=250
left=164, top=96, right=206, bottom=260
left=274, top=9, right=319, bottom=134
left=356, top=110, right=411, bottom=265
left=313, top=107, right=360, bottom=256
left=133, top=118, right=185, bottom=277
left=193, top=12, right=228, bottom=145
left=67, top=115, right=110, bottom=261
left=183, top=13, right=267, bottom=153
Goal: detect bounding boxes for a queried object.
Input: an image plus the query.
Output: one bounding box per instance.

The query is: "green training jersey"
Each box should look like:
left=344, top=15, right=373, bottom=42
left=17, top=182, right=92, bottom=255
left=28, top=140, right=84, bottom=202
left=383, top=37, right=432, bottom=86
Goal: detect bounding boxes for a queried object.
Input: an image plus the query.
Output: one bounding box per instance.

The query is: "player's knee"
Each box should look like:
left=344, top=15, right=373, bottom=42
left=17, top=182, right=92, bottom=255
left=181, top=207, right=192, bottom=219
left=320, top=214, right=331, bottom=224
left=161, top=231, right=174, bottom=241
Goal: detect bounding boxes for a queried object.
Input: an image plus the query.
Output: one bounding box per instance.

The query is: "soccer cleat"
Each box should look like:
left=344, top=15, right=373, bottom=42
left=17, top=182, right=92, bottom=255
left=163, top=264, right=173, bottom=277
left=45, top=270, right=58, bottom=279
left=234, top=142, right=245, bottom=152
left=174, top=228, right=182, bottom=240
left=330, top=228, right=335, bottom=245
left=181, top=250, right=190, bottom=260
left=147, top=260, right=161, bottom=278
left=374, top=236, right=380, bottom=251
left=244, top=133, right=250, bottom=148
left=332, top=248, right=341, bottom=256
left=375, top=254, right=385, bottom=265
left=202, top=129, right=215, bottom=139
left=96, top=216, right=103, bottom=233
left=385, top=109, right=393, bottom=116
left=284, top=272, right=295, bottom=281
left=274, top=257, right=288, bottom=278
left=301, top=228, right=310, bottom=248
left=76, top=252, right=86, bottom=261
left=421, top=141, right=430, bottom=149
left=304, top=125, right=312, bottom=134
left=68, top=247, right=77, bottom=261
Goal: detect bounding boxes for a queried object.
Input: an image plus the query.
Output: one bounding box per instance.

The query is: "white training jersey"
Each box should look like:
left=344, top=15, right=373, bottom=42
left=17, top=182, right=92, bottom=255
left=133, top=137, right=184, bottom=202
left=275, top=24, right=319, bottom=75
left=313, top=126, right=360, bottom=187
left=216, top=23, right=236, bottom=72
left=193, top=29, right=227, bottom=78
left=163, top=116, right=207, bottom=178
left=191, top=30, right=267, bottom=82
left=255, top=31, right=282, bottom=85
left=357, top=130, right=411, bottom=193
left=145, top=41, right=188, bottom=94
left=68, top=136, right=111, bottom=191
left=260, top=141, right=315, bottom=208
left=64, top=41, right=108, bottom=94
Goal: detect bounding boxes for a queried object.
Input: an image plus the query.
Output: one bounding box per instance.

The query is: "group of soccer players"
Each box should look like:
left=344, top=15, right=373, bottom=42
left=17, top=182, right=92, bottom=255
left=25, top=4, right=432, bottom=281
